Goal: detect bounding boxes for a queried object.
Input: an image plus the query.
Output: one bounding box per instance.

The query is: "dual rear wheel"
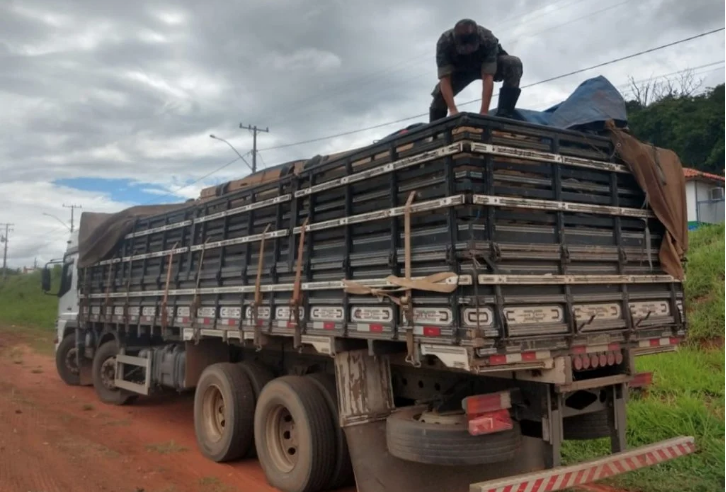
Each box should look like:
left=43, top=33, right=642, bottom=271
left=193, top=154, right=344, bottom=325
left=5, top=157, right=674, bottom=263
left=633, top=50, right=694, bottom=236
left=193, top=364, right=352, bottom=492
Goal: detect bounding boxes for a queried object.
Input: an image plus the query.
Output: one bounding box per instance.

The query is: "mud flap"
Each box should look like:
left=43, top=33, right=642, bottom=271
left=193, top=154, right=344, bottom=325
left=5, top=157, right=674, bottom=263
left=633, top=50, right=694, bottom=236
left=79, top=361, right=93, bottom=386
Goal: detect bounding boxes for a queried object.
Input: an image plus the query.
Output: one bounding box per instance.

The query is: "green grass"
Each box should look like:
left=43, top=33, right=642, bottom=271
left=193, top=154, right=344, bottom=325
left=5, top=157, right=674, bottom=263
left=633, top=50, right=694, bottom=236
left=0, top=269, right=60, bottom=331
left=683, top=223, right=725, bottom=343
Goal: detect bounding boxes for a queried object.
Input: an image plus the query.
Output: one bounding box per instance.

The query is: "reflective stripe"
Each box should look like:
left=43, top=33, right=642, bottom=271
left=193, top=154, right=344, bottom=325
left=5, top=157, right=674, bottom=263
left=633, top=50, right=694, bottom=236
left=472, top=437, right=696, bottom=492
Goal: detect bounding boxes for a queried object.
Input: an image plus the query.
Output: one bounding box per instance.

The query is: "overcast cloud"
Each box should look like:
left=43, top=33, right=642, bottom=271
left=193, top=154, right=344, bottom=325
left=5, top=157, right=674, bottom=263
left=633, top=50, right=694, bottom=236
left=0, top=0, right=724, bottom=267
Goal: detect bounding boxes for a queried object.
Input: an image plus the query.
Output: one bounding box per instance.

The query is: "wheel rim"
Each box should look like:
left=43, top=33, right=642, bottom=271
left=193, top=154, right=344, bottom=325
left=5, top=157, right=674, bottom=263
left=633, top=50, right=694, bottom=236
left=265, top=404, right=298, bottom=472
left=100, top=357, right=117, bottom=390
left=202, top=384, right=227, bottom=443
left=65, top=348, right=79, bottom=375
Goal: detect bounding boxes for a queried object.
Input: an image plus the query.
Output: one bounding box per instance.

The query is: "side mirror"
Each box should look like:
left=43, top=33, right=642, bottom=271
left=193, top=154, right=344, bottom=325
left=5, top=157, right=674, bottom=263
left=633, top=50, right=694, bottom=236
left=41, top=268, right=52, bottom=293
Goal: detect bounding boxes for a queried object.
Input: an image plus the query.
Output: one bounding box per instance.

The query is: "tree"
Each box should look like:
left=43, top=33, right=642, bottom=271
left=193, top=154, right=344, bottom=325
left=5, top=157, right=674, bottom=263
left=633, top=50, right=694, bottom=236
left=625, top=81, right=724, bottom=175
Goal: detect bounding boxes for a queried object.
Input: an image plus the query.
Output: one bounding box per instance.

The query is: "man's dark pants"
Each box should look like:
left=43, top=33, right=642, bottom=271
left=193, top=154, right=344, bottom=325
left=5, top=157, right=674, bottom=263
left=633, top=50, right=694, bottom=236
left=429, top=55, right=523, bottom=122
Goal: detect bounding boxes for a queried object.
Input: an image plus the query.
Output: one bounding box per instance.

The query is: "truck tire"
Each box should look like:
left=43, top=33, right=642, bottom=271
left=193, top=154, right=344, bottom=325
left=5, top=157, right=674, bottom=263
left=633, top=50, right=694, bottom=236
left=306, top=372, right=354, bottom=489
left=91, top=341, right=137, bottom=405
left=254, top=376, right=336, bottom=492
left=238, top=361, right=274, bottom=458
left=194, top=363, right=255, bottom=462
left=55, top=334, right=80, bottom=386
left=563, top=410, right=611, bottom=440
left=238, top=360, right=274, bottom=399
left=386, top=407, right=521, bottom=466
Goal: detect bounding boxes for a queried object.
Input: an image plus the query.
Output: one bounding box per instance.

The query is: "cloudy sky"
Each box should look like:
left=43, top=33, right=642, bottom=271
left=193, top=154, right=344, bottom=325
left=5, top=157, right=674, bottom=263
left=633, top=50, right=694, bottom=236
left=0, top=0, right=724, bottom=268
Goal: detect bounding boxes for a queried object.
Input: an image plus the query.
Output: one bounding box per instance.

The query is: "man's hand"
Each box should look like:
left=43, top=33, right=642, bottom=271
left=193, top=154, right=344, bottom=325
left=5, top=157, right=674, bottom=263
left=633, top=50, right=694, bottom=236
left=450, top=108, right=460, bottom=116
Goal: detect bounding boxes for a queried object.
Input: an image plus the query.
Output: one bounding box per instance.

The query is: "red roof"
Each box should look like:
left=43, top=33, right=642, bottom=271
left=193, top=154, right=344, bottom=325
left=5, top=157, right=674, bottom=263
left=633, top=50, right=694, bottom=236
left=683, top=168, right=725, bottom=183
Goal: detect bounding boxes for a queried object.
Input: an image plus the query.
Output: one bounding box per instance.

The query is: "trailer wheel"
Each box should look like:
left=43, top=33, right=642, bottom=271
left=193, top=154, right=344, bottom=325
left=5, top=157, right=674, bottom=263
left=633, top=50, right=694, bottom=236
left=254, top=376, right=336, bottom=492
left=91, top=341, right=137, bottom=405
left=55, top=334, right=80, bottom=386
left=194, top=363, right=255, bottom=462
left=386, top=407, right=521, bottom=466
left=306, top=372, right=354, bottom=489
left=563, top=410, right=611, bottom=440
left=238, top=361, right=274, bottom=458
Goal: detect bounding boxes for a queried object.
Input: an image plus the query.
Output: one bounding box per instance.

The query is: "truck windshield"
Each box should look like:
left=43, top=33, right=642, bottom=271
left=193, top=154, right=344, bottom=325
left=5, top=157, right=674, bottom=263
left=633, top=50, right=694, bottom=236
left=57, top=257, right=74, bottom=298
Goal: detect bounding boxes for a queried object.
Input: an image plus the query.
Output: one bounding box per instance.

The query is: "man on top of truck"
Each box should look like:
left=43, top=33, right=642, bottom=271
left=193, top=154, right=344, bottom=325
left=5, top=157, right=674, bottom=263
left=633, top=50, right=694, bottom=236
left=429, top=19, right=523, bottom=122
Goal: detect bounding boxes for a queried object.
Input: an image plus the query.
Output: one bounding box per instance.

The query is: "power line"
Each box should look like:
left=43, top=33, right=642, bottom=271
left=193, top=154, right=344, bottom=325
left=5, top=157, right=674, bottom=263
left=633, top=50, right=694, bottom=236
left=259, top=27, right=725, bottom=153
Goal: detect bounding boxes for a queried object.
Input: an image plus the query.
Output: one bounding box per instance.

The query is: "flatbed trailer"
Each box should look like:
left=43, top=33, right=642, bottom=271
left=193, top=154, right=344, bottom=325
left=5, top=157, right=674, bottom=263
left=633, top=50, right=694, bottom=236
left=46, top=113, right=694, bottom=492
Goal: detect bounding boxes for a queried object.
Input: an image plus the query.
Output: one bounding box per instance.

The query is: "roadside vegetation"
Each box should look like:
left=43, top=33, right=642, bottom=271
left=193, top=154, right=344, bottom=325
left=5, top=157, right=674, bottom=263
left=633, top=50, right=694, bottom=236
left=0, top=268, right=59, bottom=330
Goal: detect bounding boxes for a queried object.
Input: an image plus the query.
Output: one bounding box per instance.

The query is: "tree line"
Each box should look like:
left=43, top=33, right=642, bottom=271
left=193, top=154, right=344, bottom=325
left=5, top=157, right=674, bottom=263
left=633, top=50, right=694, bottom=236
left=625, top=72, right=724, bottom=175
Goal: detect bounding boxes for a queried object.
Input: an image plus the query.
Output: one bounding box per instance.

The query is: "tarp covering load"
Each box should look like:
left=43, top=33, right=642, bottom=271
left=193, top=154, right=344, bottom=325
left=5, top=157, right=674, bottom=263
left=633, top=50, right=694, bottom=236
left=492, top=76, right=628, bottom=131
left=78, top=204, right=186, bottom=268
left=607, top=121, right=688, bottom=279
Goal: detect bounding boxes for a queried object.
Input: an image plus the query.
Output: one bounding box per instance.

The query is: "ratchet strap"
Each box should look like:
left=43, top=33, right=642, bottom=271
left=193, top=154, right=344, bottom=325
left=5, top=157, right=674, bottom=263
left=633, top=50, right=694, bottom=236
left=160, top=242, right=178, bottom=334
left=191, top=238, right=210, bottom=344
left=291, top=218, right=309, bottom=349
left=253, top=224, right=271, bottom=349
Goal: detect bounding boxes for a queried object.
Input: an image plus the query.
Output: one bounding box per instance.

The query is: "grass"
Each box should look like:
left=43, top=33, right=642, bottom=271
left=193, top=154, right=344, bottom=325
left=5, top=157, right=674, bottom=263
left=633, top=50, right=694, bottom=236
left=145, top=440, right=188, bottom=455
left=683, top=223, right=725, bottom=343
left=0, top=269, right=60, bottom=331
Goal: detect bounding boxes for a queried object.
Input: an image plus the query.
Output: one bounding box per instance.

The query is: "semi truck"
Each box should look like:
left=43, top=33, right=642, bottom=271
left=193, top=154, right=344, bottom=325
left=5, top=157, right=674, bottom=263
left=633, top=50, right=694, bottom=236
left=44, top=112, right=694, bottom=492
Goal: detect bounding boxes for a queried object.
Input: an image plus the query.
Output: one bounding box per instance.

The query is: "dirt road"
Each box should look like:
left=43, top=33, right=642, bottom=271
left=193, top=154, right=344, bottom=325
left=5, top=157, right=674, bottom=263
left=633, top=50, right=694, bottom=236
left=0, top=330, right=280, bottom=492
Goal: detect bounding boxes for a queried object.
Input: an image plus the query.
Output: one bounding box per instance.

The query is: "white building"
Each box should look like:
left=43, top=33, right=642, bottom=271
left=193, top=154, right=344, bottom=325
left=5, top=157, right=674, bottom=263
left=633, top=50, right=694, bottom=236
left=684, top=168, right=725, bottom=230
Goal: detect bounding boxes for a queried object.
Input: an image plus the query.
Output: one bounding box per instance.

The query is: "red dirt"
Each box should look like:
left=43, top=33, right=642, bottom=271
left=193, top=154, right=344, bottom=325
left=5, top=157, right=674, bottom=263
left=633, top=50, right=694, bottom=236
left=0, top=331, right=288, bottom=492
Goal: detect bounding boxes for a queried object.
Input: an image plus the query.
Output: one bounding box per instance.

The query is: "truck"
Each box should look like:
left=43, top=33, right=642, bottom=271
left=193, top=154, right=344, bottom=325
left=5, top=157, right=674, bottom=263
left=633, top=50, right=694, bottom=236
left=43, top=106, right=694, bottom=492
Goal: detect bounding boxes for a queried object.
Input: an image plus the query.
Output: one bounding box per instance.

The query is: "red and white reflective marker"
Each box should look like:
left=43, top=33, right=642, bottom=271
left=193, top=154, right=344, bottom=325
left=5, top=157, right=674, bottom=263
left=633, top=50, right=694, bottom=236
left=469, top=436, right=696, bottom=492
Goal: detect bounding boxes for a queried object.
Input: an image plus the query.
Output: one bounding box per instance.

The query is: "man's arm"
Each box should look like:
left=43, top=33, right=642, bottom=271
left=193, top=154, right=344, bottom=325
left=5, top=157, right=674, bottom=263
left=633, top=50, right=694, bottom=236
left=480, top=74, right=493, bottom=115
left=440, top=76, right=458, bottom=115
left=436, top=33, right=458, bottom=115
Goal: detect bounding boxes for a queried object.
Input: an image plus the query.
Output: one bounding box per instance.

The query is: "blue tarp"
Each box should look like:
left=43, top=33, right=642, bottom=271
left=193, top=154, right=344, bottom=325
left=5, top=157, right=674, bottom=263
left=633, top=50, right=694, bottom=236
left=491, top=75, right=628, bottom=131
left=382, top=76, right=628, bottom=142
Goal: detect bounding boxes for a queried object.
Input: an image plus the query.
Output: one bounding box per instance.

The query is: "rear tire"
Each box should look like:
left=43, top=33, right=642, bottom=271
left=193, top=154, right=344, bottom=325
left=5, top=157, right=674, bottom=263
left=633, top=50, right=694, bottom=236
left=386, top=407, right=521, bottom=466
left=91, top=341, right=137, bottom=405
left=238, top=361, right=274, bottom=457
left=194, top=363, right=256, bottom=462
left=306, top=373, right=354, bottom=489
left=563, top=410, right=611, bottom=440
left=254, top=376, right=336, bottom=492
left=55, top=334, right=81, bottom=386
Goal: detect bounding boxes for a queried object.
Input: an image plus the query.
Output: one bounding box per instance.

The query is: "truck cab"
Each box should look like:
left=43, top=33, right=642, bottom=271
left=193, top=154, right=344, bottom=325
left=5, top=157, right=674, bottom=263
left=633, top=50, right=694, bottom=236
left=43, top=230, right=82, bottom=384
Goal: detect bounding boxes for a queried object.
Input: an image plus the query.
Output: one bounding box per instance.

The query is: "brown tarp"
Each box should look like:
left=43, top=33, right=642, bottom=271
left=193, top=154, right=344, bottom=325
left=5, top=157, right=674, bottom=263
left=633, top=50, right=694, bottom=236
left=78, top=204, right=187, bottom=268
left=607, top=121, right=688, bottom=279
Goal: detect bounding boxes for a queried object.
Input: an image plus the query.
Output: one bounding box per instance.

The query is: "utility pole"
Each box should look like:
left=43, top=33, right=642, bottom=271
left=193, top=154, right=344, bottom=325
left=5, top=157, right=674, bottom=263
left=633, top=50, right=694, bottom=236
left=239, top=124, right=269, bottom=173
left=63, top=204, right=82, bottom=232
left=1, top=223, right=14, bottom=281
